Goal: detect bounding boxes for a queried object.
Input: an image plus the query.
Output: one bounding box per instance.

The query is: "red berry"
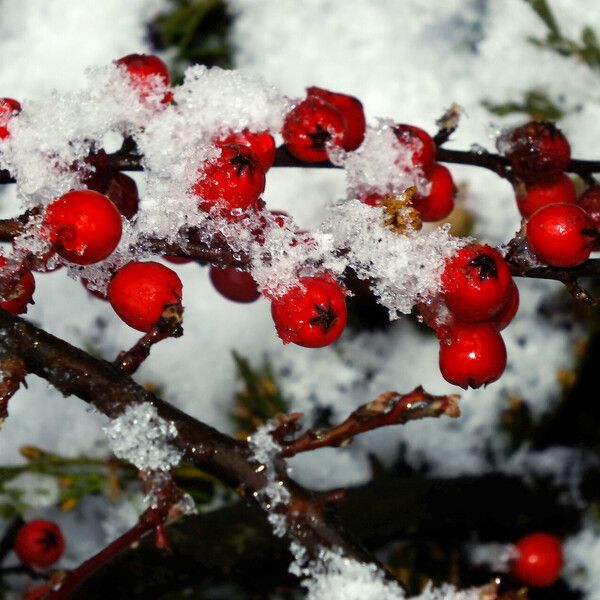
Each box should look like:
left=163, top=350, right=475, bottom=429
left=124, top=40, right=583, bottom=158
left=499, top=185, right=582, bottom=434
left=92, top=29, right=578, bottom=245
left=527, top=203, right=595, bottom=267
left=14, top=519, right=65, bottom=569
left=515, top=173, right=575, bottom=218
left=307, top=86, right=366, bottom=151
left=193, top=143, right=265, bottom=216
left=511, top=532, right=563, bottom=588
left=271, top=276, right=347, bottom=348
left=393, top=124, right=436, bottom=175
left=104, top=172, right=140, bottom=220
left=81, top=149, right=112, bottom=193
left=439, top=322, right=507, bottom=389
left=442, top=244, right=513, bottom=322
left=221, top=129, right=276, bottom=171
left=0, top=97, right=20, bottom=139
left=504, top=121, right=570, bottom=183
left=0, top=257, right=35, bottom=314
left=163, top=255, right=193, bottom=264
left=108, top=261, right=183, bottom=332
left=210, top=266, right=260, bottom=303
left=412, top=163, right=455, bottom=221
left=24, top=585, right=50, bottom=600
left=577, top=185, right=600, bottom=249
left=359, top=192, right=384, bottom=207
left=491, top=281, right=520, bottom=331
left=282, top=97, right=345, bottom=163
left=115, top=54, right=172, bottom=104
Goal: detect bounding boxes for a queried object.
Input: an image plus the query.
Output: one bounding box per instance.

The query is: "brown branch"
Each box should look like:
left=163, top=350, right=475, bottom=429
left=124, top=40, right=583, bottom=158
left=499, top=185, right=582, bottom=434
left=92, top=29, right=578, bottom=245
left=278, top=387, right=460, bottom=458
left=0, top=352, right=26, bottom=423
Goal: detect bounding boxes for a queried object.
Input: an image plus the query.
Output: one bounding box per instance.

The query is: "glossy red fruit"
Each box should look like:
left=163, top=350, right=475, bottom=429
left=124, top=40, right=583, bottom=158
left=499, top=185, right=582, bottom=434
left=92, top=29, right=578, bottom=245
left=491, top=281, right=520, bottom=331
left=577, top=185, right=600, bottom=250
left=282, top=97, right=345, bottom=163
left=44, top=190, right=122, bottom=265
left=515, top=173, right=575, bottom=218
left=307, top=86, right=366, bottom=151
left=442, top=244, right=513, bottom=322
left=193, top=143, right=265, bottom=215
left=221, top=129, right=276, bottom=171
left=527, top=203, right=595, bottom=267
left=210, top=266, right=260, bottom=303
left=271, top=276, right=347, bottom=348
left=105, top=172, right=139, bottom=220
left=108, top=261, right=183, bottom=332
left=511, top=532, right=563, bottom=588
left=504, top=121, right=570, bottom=183
left=0, top=257, right=35, bottom=314
left=393, top=124, right=436, bottom=175
left=0, top=97, right=21, bottom=139
left=115, top=53, right=172, bottom=103
left=413, top=163, right=455, bottom=221
left=14, top=519, right=65, bottom=569
left=439, top=322, right=507, bottom=389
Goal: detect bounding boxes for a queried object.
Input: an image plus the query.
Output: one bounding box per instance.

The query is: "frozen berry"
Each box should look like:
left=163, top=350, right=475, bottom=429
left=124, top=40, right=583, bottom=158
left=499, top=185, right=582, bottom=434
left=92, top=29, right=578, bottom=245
left=271, top=276, right=347, bottom=348
left=511, top=532, right=563, bottom=588
left=210, top=265, right=260, bottom=303
left=413, top=163, right=455, bottom=221
left=527, top=203, right=595, bottom=267
left=359, top=192, right=384, bottom=207
left=105, top=172, right=140, bottom=220
left=491, top=281, right=519, bottom=331
left=393, top=124, right=436, bottom=174
left=193, top=143, right=265, bottom=216
left=442, top=244, right=513, bottom=322
left=81, top=149, right=112, bottom=193
left=283, top=97, right=345, bottom=163
left=0, top=97, right=20, bottom=139
left=14, top=519, right=65, bottom=569
left=307, top=86, right=366, bottom=151
left=515, top=173, right=575, bottom=218
left=504, top=121, right=570, bottom=183
left=439, top=322, right=507, bottom=389
left=0, top=257, right=35, bottom=314
left=577, top=185, right=600, bottom=249
left=221, top=129, right=276, bottom=171
left=115, top=53, right=172, bottom=104
left=108, top=261, right=183, bottom=332
left=44, top=190, right=122, bottom=265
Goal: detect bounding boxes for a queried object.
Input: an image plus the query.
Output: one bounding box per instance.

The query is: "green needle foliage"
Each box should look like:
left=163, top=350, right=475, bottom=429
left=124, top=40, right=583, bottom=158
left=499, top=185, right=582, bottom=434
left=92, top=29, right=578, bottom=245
left=482, top=88, right=574, bottom=121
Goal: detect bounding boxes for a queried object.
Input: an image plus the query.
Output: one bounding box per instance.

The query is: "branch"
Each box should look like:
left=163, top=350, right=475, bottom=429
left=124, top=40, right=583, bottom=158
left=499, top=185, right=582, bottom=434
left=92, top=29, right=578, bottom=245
left=0, top=352, right=26, bottom=423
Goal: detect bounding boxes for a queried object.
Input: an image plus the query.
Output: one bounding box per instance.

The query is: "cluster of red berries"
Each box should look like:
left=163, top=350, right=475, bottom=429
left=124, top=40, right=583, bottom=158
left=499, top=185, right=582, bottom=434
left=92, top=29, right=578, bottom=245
left=506, top=121, right=598, bottom=267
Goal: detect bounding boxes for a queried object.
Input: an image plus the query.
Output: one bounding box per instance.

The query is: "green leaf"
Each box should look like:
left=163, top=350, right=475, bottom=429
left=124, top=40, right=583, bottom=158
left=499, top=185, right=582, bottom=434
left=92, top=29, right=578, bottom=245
left=524, top=0, right=561, bottom=36
left=482, top=88, right=570, bottom=121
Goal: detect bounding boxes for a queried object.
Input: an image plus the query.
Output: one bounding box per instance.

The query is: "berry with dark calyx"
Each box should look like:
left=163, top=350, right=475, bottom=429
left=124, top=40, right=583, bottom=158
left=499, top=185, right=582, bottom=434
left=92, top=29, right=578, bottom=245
left=491, top=281, right=519, bottom=331
left=439, top=322, right=507, bottom=389
left=282, top=97, right=345, bottom=163
left=115, top=53, right=172, bottom=104
left=511, top=532, right=563, bottom=588
left=221, top=129, right=276, bottom=171
left=515, top=173, right=575, bottom=218
left=577, top=185, right=600, bottom=249
left=307, top=86, right=366, bottom=151
left=108, top=261, right=183, bottom=332
left=193, top=143, right=265, bottom=216
left=393, top=124, right=436, bottom=175
left=44, top=190, right=123, bottom=265
left=105, top=172, right=140, bottom=220
left=0, top=97, right=21, bottom=139
left=504, top=121, right=570, bottom=183
left=271, top=276, right=347, bottom=348
left=210, top=265, right=260, bottom=303
left=442, top=244, right=513, bottom=322
left=0, top=257, right=35, bottom=314
left=527, top=203, right=595, bottom=267
left=14, top=519, right=65, bottom=569
left=412, top=163, right=455, bottom=221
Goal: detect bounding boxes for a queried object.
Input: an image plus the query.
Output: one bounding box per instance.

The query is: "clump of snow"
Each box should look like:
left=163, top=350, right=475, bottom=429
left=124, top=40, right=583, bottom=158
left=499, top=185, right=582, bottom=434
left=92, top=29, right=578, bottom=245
left=467, top=542, right=518, bottom=572
left=103, top=403, right=182, bottom=471
left=564, top=523, right=600, bottom=599
left=3, top=473, right=60, bottom=508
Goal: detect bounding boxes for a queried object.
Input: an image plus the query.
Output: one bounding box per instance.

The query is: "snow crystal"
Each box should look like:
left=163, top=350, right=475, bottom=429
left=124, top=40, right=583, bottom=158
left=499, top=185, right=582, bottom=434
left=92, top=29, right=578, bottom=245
left=103, top=403, right=182, bottom=471
left=3, top=472, right=60, bottom=508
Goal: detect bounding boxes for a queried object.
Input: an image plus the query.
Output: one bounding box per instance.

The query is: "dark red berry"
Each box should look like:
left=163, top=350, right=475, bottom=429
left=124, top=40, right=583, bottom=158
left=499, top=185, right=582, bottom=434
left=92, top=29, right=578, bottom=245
left=221, top=129, right=276, bottom=171
left=44, top=190, right=123, bottom=265
left=115, top=54, right=172, bottom=104
left=210, top=266, right=260, bottom=303
left=439, top=322, right=507, bottom=389
left=108, top=261, right=183, bottom=332
left=0, top=256, right=35, bottom=314
left=271, top=276, right=347, bottom=348
left=442, top=244, right=513, bottom=322
left=412, top=163, right=455, bottom=221
left=14, top=519, right=65, bottom=569
left=193, top=143, right=265, bottom=216
left=81, top=149, right=112, bottom=193
left=515, top=173, right=575, bottom=218
left=163, top=255, right=192, bottom=264
left=491, top=281, right=520, bottom=331
left=511, top=532, right=563, bottom=588
left=104, top=172, right=140, bottom=220
left=393, top=124, right=436, bottom=175
left=504, top=121, right=570, bottom=183
left=577, top=185, right=600, bottom=249
left=527, top=203, right=595, bottom=267
left=0, top=97, right=20, bottom=139
left=307, top=86, right=366, bottom=151
left=24, top=584, right=50, bottom=600
left=283, top=97, right=345, bottom=163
